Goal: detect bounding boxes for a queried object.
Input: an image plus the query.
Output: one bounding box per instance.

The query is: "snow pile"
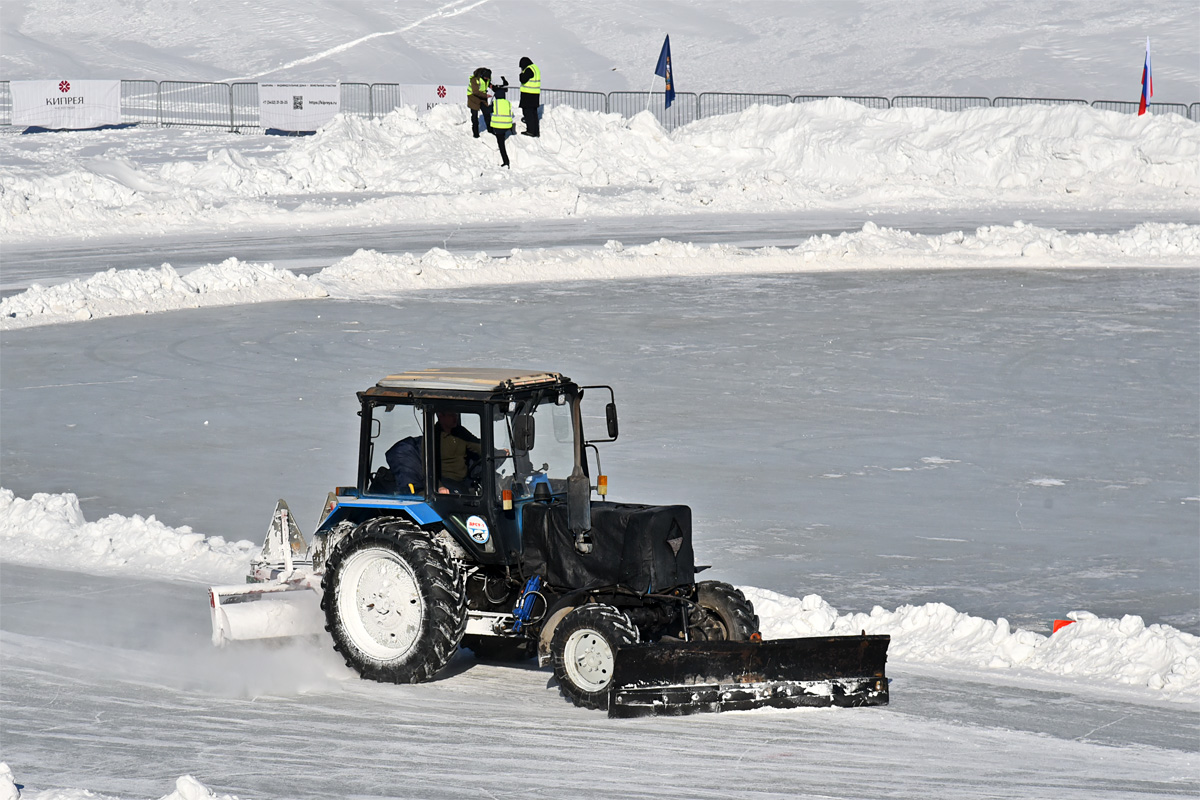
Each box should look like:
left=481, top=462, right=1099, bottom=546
left=1, top=259, right=327, bottom=326
left=0, top=489, right=256, bottom=583
left=2, top=489, right=1196, bottom=705
left=0, top=769, right=241, bottom=800
left=5, top=222, right=1198, bottom=330
left=315, top=222, right=1200, bottom=299
left=745, top=587, right=1200, bottom=704
left=0, top=764, right=17, bottom=800
left=3, top=102, right=1197, bottom=241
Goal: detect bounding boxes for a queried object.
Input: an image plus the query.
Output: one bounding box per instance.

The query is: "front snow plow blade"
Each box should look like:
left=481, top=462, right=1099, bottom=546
left=608, top=634, right=890, bottom=718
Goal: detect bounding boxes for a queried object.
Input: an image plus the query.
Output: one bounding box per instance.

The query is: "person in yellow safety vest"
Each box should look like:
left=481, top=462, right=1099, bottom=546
left=467, top=67, right=492, bottom=139
left=489, top=79, right=513, bottom=168
left=518, top=56, right=541, bottom=137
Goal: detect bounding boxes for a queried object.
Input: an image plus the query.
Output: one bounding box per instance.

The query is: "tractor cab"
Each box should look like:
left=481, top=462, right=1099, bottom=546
left=322, top=369, right=617, bottom=565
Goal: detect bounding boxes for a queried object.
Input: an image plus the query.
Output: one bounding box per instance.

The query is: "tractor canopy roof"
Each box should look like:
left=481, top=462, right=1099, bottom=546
left=361, top=368, right=576, bottom=403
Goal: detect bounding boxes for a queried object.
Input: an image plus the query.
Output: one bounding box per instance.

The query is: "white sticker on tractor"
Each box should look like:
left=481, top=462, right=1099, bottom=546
left=466, top=515, right=490, bottom=544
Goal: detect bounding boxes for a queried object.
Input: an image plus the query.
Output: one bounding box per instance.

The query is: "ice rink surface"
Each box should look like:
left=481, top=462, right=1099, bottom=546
left=2, top=562, right=1197, bottom=800
left=4, top=267, right=1196, bottom=631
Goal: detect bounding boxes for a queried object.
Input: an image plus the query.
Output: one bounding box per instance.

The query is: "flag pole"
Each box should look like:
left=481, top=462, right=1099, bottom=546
left=646, top=38, right=662, bottom=113
left=645, top=71, right=659, bottom=113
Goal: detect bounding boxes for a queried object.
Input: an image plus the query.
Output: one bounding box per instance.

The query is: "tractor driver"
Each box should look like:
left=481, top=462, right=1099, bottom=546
left=435, top=410, right=482, bottom=494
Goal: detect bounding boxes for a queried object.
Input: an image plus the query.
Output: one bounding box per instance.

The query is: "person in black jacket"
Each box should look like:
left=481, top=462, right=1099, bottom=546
left=489, top=78, right=513, bottom=168
left=518, top=56, right=541, bottom=137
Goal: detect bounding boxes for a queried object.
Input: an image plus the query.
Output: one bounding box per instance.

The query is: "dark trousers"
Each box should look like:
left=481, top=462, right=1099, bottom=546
left=492, top=129, right=510, bottom=166
left=470, top=106, right=491, bottom=137
left=520, top=95, right=540, bottom=136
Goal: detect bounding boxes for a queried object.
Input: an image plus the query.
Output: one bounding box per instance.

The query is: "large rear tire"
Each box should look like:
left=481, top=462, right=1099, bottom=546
left=551, top=604, right=639, bottom=710
left=321, top=518, right=466, bottom=683
left=690, top=581, right=760, bottom=641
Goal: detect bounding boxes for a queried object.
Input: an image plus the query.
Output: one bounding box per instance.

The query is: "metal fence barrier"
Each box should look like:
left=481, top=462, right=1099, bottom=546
left=2, top=79, right=1198, bottom=132
left=159, top=81, right=232, bottom=128
left=1092, top=100, right=1191, bottom=118
left=542, top=88, right=607, bottom=114
left=342, top=82, right=372, bottom=118
left=993, top=96, right=1087, bottom=108
left=794, top=95, right=891, bottom=110
left=0, top=81, right=11, bottom=126
left=120, top=79, right=159, bottom=124
left=608, top=91, right=699, bottom=129
left=700, top=92, right=791, bottom=117
left=892, top=95, right=992, bottom=112
left=230, top=82, right=260, bottom=130
left=370, top=83, right=404, bottom=118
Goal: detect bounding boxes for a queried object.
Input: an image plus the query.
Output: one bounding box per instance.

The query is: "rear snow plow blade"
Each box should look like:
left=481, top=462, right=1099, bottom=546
left=209, top=578, right=324, bottom=645
left=608, top=634, right=890, bottom=718
left=209, top=499, right=325, bottom=646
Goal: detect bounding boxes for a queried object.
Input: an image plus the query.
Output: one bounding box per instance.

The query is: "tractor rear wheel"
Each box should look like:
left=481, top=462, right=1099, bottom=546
left=690, top=581, right=760, bottom=641
left=551, top=604, right=639, bottom=710
left=321, top=518, right=466, bottom=683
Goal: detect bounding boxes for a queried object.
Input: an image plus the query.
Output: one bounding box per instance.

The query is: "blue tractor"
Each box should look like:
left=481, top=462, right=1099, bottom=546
left=210, top=369, right=889, bottom=716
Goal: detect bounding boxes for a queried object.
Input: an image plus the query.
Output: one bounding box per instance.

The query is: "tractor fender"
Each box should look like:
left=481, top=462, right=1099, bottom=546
left=317, top=497, right=442, bottom=534
left=312, top=499, right=445, bottom=571
left=537, top=605, right=576, bottom=666
left=535, top=587, right=593, bottom=665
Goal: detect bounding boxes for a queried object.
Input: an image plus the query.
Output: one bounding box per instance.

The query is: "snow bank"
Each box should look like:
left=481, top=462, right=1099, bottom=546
left=0, top=489, right=255, bottom=583
left=0, top=259, right=327, bottom=327
left=2, top=489, right=1195, bottom=705
left=0, top=769, right=241, bottom=800
left=744, top=587, right=1200, bottom=705
left=2, top=102, right=1197, bottom=241
left=4, top=222, right=1197, bottom=330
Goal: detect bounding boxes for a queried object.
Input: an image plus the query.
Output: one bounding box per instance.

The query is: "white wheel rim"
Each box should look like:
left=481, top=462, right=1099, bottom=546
left=336, top=546, right=424, bottom=661
left=562, top=627, right=615, bottom=693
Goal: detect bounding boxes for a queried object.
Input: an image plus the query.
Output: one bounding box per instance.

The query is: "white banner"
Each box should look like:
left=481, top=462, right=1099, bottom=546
left=399, top=84, right=466, bottom=113
left=12, top=80, right=121, bottom=129
left=259, top=83, right=340, bottom=131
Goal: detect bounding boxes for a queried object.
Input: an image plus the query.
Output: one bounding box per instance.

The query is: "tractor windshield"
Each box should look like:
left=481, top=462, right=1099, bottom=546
left=494, top=397, right=576, bottom=497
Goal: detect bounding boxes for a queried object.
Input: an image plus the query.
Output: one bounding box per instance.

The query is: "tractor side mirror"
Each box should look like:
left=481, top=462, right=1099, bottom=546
left=512, top=414, right=535, bottom=451
left=605, top=402, right=619, bottom=440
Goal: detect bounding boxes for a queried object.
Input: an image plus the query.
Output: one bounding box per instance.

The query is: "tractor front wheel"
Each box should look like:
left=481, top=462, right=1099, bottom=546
left=551, top=604, right=639, bottom=710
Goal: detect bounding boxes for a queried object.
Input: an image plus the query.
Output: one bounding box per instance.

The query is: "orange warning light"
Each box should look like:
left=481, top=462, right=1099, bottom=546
left=502, top=489, right=513, bottom=511
left=598, top=475, right=608, bottom=496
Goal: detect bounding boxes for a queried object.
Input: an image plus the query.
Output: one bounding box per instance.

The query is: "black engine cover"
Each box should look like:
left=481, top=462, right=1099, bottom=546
left=520, top=501, right=695, bottom=592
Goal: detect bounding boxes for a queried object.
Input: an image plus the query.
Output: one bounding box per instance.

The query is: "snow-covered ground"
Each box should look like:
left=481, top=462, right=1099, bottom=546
left=3, top=101, right=1198, bottom=247
left=1, top=2, right=1198, bottom=799
left=3, top=0, right=1199, bottom=100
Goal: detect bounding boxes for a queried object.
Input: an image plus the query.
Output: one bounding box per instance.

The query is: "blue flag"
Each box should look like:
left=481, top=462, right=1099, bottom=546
left=655, top=34, right=675, bottom=108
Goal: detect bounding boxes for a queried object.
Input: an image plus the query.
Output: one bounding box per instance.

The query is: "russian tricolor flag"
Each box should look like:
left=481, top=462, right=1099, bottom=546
left=1138, top=37, right=1153, bottom=115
